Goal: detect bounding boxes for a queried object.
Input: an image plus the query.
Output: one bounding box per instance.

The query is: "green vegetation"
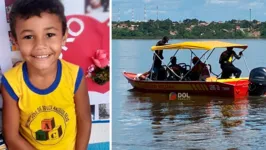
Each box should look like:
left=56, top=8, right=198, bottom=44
left=112, top=19, right=266, bottom=39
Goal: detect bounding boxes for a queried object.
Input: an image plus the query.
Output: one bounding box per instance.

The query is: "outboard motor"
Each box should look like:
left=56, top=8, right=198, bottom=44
left=249, top=67, right=266, bottom=96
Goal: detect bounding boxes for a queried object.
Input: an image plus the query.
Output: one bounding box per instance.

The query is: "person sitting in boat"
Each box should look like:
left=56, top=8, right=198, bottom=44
left=190, top=56, right=210, bottom=81
left=167, top=56, right=183, bottom=80
left=219, top=47, right=242, bottom=79
left=152, top=36, right=169, bottom=80
left=134, top=72, right=151, bottom=81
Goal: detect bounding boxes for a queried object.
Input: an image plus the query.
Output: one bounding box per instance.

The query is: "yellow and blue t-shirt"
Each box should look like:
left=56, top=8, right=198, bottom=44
left=1, top=59, right=83, bottom=150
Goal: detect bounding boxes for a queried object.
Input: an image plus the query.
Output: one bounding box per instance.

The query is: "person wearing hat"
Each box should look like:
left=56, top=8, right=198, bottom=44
left=152, top=36, right=169, bottom=80
left=219, top=47, right=242, bottom=79
left=190, top=56, right=210, bottom=81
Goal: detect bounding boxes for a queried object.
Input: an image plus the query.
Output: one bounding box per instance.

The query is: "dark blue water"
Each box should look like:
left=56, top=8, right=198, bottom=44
left=112, top=39, right=266, bottom=150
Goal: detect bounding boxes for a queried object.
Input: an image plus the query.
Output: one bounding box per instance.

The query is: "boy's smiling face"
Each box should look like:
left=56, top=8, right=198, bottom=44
left=14, top=12, right=67, bottom=71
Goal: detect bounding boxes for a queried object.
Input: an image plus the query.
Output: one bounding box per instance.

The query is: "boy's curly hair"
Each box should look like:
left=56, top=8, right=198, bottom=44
left=9, top=0, right=67, bottom=39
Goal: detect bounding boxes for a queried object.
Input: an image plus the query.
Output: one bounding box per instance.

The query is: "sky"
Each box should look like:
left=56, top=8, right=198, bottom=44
left=112, top=0, right=266, bottom=22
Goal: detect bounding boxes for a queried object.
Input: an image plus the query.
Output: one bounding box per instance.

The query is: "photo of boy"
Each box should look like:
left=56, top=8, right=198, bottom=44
left=99, top=103, right=109, bottom=120
left=91, top=105, right=95, bottom=120
left=85, top=0, right=109, bottom=14
left=84, top=0, right=109, bottom=22
left=0, top=0, right=92, bottom=149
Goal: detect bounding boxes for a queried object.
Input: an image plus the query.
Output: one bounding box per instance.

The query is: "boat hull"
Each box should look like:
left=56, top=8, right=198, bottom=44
left=123, top=72, right=249, bottom=99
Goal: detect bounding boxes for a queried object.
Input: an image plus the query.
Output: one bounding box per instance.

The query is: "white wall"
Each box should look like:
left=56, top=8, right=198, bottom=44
left=0, top=0, right=13, bottom=73
left=62, top=0, right=85, bottom=15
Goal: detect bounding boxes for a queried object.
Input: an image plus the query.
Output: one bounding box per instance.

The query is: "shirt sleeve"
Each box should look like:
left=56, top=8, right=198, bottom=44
left=233, top=51, right=241, bottom=59
left=1, top=75, right=19, bottom=101
left=74, top=67, right=84, bottom=94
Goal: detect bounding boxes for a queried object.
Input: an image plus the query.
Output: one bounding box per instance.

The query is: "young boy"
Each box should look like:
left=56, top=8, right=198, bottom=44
left=0, top=0, right=92, bottom=149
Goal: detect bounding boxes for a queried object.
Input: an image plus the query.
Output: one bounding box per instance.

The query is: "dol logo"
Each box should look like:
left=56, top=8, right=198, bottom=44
left=169, top=92, right=190, bottom=100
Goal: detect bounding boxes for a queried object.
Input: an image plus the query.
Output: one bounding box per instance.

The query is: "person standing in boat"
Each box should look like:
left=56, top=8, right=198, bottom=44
left=219, top=47, right=243, bottom=79
left=151, top=36, right=169, bottom=80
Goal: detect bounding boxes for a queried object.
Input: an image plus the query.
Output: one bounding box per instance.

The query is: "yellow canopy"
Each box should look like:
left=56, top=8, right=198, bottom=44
left=151, top=41, right=248, bottom=51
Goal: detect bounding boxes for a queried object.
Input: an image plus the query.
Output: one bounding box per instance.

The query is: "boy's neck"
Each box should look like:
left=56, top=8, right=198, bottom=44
left=26, top=61, right=58, bottom=78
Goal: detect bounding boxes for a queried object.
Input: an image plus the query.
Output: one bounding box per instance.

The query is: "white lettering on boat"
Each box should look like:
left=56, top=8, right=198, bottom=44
left=209, top=85, right=216, bottom=90
left=209, top=85, right=221, bottom=91
left=222, top=87, right=230, bottom=91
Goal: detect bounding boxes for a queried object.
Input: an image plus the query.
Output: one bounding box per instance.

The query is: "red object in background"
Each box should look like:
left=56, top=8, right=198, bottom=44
left=63, top=15, right=109, bottom=94
left=5, top=0, right=15, bottom=22
left=92, top=49, right=109, bottom=68
left=5, top=0, right=15, bottom=6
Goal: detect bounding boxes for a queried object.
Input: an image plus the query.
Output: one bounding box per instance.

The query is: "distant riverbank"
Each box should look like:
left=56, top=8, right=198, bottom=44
left=112, top=37, right=263, bottom=40
left=112, top=19, right=266, bottom=39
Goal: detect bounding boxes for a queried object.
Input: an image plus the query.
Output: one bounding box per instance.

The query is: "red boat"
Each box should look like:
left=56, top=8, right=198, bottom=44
left=123, top=41, right=250, bottom=99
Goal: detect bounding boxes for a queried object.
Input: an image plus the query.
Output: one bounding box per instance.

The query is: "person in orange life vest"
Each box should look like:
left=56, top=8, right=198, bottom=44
left=219, top=47, right=242, bottom=79
left=190, top=56, right=210, bottom=81
left=168, top=56, right=183, bottom=80
left=0, top=0, right=91, bottom=150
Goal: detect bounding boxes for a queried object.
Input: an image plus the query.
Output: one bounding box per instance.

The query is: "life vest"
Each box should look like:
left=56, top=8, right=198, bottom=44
left=228, top=54, right=233, bottom=63
left=219, top=50, right=234, bottom=64
left=171, top=65, right=180, bottom=71
left=192, top=63, right=205, bottom=73
left=169, top=64, right=182, bottom=75
left=192, top=63, right=210, bottom=80
left=199, top=65, right=210, bottom=80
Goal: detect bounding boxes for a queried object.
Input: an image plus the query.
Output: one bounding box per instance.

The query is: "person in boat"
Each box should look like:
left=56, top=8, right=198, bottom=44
left=151, top=36, right=169, bottom=80
left=167, top=56, right=183, bottom=80
left=219, top=47, right=243, bottom=79
left=190, top=56, right=210, bottom=81
left=135, top=72, right=151, bottom=81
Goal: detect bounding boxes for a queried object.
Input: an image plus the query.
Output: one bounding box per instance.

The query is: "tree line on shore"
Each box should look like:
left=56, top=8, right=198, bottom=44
left=112, top=19, right=266, bottom=39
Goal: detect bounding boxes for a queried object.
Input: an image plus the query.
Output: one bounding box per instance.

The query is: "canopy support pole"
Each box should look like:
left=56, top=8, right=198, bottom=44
left=203, top=49, right=215, bottom=64
left=149, top=52, right=155, bottom=80
left=190, top=50, right=192, bottom=67
left=242, top=54, right=250, bottom=73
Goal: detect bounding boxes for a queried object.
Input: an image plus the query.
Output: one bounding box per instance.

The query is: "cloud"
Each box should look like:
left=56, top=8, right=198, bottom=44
left=248, top=1, right=264, bottom=8
left=148, top=10, right=167, bottom=14
left=206, top=0, right=239, bottom=4
left=123, top=9, right=132, bottom=15
left=238, top=0, right=264, bottom=9
left=144, top=0, right=152, bottom=3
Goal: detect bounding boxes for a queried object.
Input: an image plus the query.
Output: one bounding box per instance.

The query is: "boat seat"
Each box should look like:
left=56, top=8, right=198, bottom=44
left=206, top=76, right=218, bottom=82
left=206, top=76, right=249, bottom=82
